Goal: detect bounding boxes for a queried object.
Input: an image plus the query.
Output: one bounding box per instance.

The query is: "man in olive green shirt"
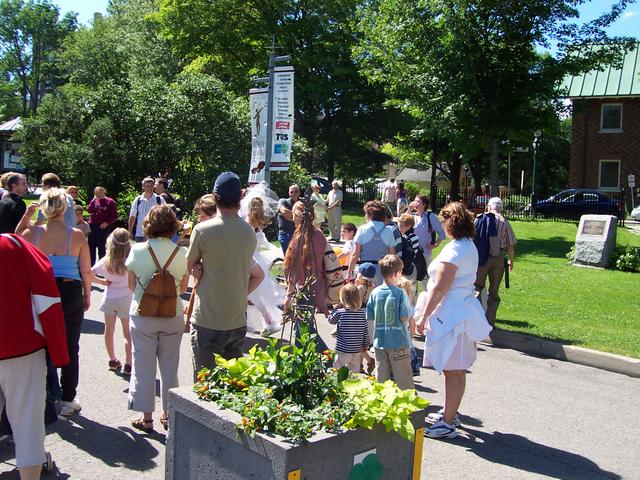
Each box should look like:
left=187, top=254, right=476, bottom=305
left=187, top=172, right=264, bottom=379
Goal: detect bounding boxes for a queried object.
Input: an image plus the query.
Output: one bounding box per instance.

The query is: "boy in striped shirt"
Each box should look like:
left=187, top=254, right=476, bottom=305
left=328, top=284, right=370, bottom=373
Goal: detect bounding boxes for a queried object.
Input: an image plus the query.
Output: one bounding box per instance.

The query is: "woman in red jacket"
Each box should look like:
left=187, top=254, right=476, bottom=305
left=0, top=234, right=69, bottom=480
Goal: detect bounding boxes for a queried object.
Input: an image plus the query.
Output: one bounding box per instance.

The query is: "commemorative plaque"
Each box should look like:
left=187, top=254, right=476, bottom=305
left=573, top=215, right=617, bottom=268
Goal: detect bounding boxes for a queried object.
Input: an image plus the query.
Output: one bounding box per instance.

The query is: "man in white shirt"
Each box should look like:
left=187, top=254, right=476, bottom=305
left=381, top=178, right=397, bottom=214
left=128, top=177, right=165, bottom=242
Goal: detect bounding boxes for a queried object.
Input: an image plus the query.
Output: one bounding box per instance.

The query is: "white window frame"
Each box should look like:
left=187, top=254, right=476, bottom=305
left=598, top=160, right=621, bottom=191
left=599, top=103, right=623, bottom=133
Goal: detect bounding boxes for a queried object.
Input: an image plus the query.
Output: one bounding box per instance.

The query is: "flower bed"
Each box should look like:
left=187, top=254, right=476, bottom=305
left=194, top=328, right=428, bottom=443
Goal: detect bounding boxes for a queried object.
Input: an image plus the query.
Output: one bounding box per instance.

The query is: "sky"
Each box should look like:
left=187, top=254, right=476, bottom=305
left=54, top=0, right=638, bottom=36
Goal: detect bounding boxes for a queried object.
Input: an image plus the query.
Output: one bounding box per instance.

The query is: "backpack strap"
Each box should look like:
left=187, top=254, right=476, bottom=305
left=146, top=244, right=163, bottom=273
left=162, top=245, right=181, bottom=272
left=156, top=195, right=162, bottom=205
left=426, top=211, right=432, bottom=232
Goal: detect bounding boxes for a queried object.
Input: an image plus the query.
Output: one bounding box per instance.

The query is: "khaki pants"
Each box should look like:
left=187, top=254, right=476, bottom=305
left=375, top=347, right=414, bottom=390
left=128, top=315, right=183, bottom=412
left=0, top=349, right=46, bottom=467
left=474, top=255, right=505, bottom=326
left=334, top=352, right=361, bottom=373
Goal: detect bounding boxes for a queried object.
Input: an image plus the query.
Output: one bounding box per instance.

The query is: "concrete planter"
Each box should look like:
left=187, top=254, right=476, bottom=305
left=165, top=386, right=426, bottom=480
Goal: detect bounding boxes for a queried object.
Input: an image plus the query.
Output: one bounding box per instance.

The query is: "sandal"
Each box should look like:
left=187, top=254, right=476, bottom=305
left=160, top=415, right=169, bottom=431
left=131, top=418, right=154, bottom=432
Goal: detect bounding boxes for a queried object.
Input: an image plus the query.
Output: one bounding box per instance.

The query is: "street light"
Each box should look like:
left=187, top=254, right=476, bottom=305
left=531, top=130, right=541, bottom=216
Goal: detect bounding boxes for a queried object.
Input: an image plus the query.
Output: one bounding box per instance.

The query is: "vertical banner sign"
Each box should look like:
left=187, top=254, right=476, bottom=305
left=271, top=66, right=294, bottom=171
left=248, top=87, right=269, bottom=184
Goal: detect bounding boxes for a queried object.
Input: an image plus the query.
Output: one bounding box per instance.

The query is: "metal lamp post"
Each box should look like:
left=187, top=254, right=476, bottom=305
left=531, top=130, right=541, bottom=216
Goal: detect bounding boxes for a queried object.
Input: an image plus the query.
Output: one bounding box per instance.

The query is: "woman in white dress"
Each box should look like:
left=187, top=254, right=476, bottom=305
left=310, top=183, right=326, bottom=230
left=240, top=183, right=285, bottom=337
left=416, top=202, right=491, bottom=439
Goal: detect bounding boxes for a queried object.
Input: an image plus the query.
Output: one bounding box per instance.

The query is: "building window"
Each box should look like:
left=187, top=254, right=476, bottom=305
left=600, top=104, right=622, bottom=132
left=599, top=160, right=620, bottom=190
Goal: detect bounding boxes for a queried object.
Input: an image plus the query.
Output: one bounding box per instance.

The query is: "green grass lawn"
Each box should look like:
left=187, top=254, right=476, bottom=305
left=284, top=206, right=640, bottom=357
left=498, top=220, right=640, bottom=358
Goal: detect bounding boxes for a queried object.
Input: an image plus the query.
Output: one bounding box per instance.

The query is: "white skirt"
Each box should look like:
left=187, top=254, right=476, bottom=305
left=423, top=330, right=477, bottom=371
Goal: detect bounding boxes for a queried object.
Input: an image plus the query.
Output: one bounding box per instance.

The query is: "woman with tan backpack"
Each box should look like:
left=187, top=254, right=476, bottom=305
left=125, top=205, right=188, bottom=432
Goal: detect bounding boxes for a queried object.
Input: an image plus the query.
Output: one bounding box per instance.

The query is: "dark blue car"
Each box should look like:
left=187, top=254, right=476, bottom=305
left=533, top=189, right=622, bottom=219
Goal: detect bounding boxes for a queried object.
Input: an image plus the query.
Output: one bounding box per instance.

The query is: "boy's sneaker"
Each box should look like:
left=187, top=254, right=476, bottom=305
left=427, top=408, right=461, bottom=427
left=123, top=363, right=132, bottom=376
left=59, top=398, right=81, bottom=417
left=425, top=419, right=457, bottom=439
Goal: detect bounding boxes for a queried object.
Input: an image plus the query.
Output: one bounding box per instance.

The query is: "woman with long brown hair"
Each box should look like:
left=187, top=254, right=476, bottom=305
left=284, top=200, right=342, bottom=350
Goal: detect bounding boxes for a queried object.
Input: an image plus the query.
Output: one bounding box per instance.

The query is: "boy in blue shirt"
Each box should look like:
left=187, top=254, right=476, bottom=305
left=366, top=254, right=414, bottom=390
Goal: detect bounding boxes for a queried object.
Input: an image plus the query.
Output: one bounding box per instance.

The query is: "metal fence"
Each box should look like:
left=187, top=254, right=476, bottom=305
left=344, top=183, right=630, bottom=226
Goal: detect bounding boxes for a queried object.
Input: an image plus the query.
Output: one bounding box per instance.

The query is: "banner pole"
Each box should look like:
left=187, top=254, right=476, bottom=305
left=264, top=51, right=276, bottom=187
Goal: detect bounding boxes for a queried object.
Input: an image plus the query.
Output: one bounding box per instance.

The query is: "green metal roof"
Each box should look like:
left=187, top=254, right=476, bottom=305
left=562, top=44, right=640, bottom=98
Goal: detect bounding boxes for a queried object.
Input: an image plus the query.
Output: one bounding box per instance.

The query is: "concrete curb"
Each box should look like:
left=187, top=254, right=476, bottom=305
left=481, top=329, right=640, bottom=378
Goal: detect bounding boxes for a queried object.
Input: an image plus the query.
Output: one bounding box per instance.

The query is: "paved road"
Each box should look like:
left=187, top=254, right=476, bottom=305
left=2, top=285, right=639, bottom=479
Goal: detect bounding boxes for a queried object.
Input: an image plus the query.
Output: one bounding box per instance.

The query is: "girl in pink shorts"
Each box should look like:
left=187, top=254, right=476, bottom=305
left=91, top=228, right=134, bottom=375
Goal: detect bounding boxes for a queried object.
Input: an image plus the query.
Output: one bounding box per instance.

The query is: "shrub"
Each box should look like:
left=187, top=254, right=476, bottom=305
left=116, top=183, right=140, bottom=221
left=612, top=246, right=640, bottom=272
left=403, top=181, right=422, bottom=201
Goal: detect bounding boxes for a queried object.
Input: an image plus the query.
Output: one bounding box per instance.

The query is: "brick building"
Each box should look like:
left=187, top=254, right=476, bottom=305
left=563, top=45, right=639, bottom=192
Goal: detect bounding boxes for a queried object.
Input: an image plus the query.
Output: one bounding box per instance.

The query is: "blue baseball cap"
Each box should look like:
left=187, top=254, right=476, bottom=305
left=213, top=172, right=242, bottom=199
left=357, top=262, right=376, bottom=281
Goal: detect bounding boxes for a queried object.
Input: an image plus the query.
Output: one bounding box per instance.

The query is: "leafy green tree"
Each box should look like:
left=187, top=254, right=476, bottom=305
left=0, top=0, right=76, bottom=116
left=153, top=0, right=409, bottom=181
left=356, top=0, right=636, bottom=195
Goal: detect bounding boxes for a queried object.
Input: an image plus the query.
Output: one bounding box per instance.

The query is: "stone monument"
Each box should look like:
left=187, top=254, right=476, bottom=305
left=573, top=214, right=617, bottom=268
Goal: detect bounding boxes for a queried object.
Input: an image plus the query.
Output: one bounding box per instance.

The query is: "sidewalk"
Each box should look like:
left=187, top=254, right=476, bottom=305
left=2, top=285, right=639, bottom=479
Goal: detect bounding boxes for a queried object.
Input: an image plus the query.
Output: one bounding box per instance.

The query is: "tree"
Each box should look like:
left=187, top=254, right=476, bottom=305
left=152, top=0, right=410, bottom=181
left=18, top=0, right=250, bottom=207
left=356, top=0, right=636, bottom=195
left=0, top=0, right=76, bottom=116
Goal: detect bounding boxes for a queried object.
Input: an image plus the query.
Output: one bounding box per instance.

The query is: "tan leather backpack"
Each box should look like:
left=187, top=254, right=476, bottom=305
left=137, top=244, right=181, bottom=318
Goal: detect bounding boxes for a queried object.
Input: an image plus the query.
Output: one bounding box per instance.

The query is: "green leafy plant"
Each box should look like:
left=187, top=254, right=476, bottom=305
left=612, top=245, right=640, bottom=273
left=195, top=276, right=427, bottom=443
left=342, top=378, right=428, bottom=442
left=194, top=328, right=427, bottom=443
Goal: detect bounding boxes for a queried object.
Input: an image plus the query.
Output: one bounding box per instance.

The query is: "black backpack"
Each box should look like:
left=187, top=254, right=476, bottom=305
left=414, top=245, right=427, bottom=281
left=400, top=235, right=415, bottom=276
left=400, top=235, right=427, bottom=281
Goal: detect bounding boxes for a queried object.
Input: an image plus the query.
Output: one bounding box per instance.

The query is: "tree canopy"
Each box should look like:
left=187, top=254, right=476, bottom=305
left=355, top=0, right=637, bottom=194
left=152, top=0, right=411, bottom=181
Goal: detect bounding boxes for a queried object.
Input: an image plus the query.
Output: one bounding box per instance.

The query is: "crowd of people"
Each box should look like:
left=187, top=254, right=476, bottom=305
left=0, top=168, right=517, bottom=478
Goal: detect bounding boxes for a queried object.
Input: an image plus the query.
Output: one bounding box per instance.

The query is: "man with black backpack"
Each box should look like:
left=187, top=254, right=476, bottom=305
left=128, top=177, right=165, bottom=242
left=473, top=197, right=516, bottom=326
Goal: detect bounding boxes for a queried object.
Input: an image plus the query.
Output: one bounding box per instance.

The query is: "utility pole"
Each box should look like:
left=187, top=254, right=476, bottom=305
left=260, top=36, right=290, bottom=186
left=531, top=130, right=541, bottom=216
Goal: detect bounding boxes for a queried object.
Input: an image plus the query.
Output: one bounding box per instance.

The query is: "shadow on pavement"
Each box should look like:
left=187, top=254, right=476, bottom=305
left=52, top=415, right=161, bottom=472
left=81, top=318, right=104, bottom=335
left=454, top=427, right=621, bottom=479
left=414, top=383, right=438, bottom=394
